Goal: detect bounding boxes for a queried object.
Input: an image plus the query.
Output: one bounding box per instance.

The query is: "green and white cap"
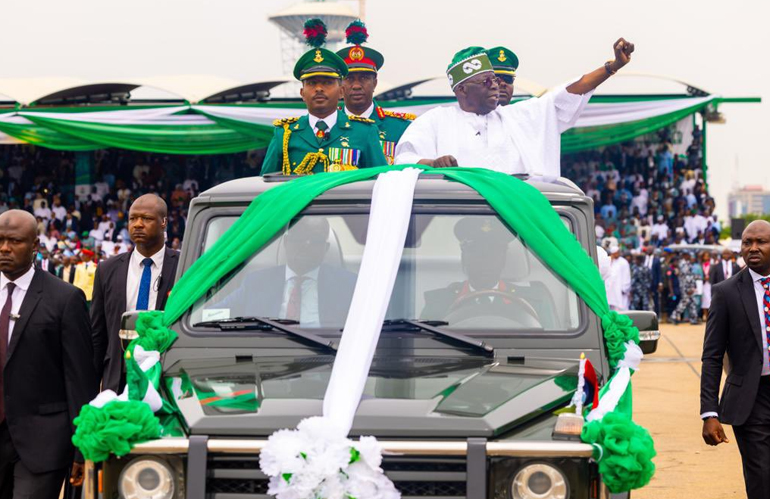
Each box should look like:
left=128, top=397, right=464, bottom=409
left=446, top=47, right=494, bottom=90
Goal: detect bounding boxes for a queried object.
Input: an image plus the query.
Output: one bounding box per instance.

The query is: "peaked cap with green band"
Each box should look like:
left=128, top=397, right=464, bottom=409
left=294, top=18, right=349, bottom=81
left=446, top=47, right=494, bottom=90
left=336, top=20, right=385, bottom=74
left=294, top=49, right=349, bottom=81
left=486, top=46, right=519, bottom=76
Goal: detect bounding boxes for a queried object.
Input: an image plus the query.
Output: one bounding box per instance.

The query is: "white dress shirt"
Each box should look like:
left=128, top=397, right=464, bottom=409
left=344, top=103, right=375, bottom=119
left=722, top=261, right=734, bottom=280
left=308, top=111, right=338, bottom=137
left=701, top=268, right=770, bottom=420
left=0, top=266, right=35, bottom=344
left=279, top=266, right=320, bottom=326
left=749, top=268, right=770, bottom=377
left=126, top=248, right=165, bottom=311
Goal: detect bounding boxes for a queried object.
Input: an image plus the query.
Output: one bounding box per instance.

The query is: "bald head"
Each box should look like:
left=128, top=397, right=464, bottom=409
left=0, top=209, right=39, bottom=280
left=741, top=220, right=770, bottom=275
left=131, top=194, right=168, bottom=219
left=0, top=209, right=37, bottom=236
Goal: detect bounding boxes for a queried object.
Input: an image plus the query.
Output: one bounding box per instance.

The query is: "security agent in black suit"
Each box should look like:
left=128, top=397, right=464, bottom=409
left=709, top=247, right=740, bottom=285
left=91, top=194, right=179, bottom=393
left=211, top=217, right=357, bottom=327
left=701, top=220, right=770, bottom=499
left=643, top=246, right=663, bottom=315
left=0, top=210, right=98, bottom=499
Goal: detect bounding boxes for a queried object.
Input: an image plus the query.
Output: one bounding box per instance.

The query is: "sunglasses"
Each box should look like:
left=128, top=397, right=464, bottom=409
left=497, top=75, right=515, bottom=85
left=465, top=74, right=498, bottom=89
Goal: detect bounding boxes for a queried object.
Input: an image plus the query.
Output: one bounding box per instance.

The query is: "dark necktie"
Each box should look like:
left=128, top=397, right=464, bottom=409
left=0, top=282, right=17, bottom=422
left=136, top=257, right=153, bottom=310
left=285, top=276, right=306, bottom=322
left=315, top=121, right=328, bottom=143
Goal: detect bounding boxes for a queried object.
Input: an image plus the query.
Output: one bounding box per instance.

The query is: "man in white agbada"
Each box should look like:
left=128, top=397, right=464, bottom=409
left=606, top=245, right=632, bottom=311
left=394, top=39, right=635, bottom=176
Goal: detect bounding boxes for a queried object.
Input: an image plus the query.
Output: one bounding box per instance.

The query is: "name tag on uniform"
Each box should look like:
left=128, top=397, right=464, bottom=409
left=328, top=147, right=360, bottom=171
left=380, top=140, right=396, bottom=166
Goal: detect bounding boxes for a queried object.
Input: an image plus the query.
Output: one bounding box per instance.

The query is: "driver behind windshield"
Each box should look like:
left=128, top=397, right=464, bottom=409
left=421, top=217, right=524, bottom=319
left=211, top=217, right=357, bottom=327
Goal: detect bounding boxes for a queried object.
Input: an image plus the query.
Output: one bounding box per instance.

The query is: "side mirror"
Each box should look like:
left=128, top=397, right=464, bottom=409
left=625, top=310, right=661, bottom=355
left=119, top=311, right=141, bottom=350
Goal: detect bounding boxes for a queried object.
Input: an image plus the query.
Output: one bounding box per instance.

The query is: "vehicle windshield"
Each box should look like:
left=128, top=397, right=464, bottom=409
left=190, top=210, right=582, bottom=335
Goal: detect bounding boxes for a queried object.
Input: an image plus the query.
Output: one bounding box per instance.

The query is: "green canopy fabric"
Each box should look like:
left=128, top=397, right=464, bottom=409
left=0, top=95, right=715, bottom=154
left=25, top=114, right=262, bottom=155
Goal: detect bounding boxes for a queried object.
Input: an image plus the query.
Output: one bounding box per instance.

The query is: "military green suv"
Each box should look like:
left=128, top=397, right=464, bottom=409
left=89, top=174, right=659, bottom=499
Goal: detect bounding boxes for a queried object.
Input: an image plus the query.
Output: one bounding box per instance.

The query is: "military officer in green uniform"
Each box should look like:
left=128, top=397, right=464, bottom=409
left=336, top=20, right=414, bottom=165
left=486, top=46, right=519, bottom=107
left=261, top=19, right=387, bottom=175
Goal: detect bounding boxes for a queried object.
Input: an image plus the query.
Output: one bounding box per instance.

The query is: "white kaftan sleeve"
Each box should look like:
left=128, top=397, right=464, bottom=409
left=394, top=109, right=440, bottom=165
left=498, top=80, right=594, bottom=179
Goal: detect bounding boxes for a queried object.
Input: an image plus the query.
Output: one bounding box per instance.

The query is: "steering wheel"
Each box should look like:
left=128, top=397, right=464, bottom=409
left=444, top=289, right=542, bottom=328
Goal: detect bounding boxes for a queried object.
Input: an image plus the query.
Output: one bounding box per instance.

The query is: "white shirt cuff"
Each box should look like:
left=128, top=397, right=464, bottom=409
left=700, top=411, right=719, bottom=420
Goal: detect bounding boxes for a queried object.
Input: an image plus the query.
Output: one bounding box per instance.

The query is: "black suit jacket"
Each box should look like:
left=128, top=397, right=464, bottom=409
left=649, top=256, right=663, bottom=290
left=214, top=264, right=357, bottom=327
left=3, top=270, right=98, bottom=473
left=57, top=265, right=77, bottom=284
left=36, top=259, right=57, bottom=275
left=701, top=269, right=765, bottom=425
left=709, top=261, right=741, bottom=285
left=91, top=247, right=179, bottom=392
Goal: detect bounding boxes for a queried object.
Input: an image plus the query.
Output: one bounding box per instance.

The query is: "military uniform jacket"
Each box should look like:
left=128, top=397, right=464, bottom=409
left=261, top=110, right=388, bottom=175
left=369, top=102, right=414, bottom=165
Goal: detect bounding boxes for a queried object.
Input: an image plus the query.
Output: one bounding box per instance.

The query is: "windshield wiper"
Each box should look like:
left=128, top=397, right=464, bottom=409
left=193, top=317, right=337, bottom=353
left=383, top=319, right=494, bottom=357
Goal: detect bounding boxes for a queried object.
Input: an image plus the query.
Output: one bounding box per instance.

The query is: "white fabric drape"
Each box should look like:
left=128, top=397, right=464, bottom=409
left=322, top=167, right=422, bottom=433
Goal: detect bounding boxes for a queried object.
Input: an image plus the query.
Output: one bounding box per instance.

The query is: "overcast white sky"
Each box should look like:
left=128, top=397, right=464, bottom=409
left=1, top=0, right=768, bottom=219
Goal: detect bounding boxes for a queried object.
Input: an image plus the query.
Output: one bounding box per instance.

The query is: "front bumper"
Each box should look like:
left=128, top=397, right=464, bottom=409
left=88, top=438, right=595, bottom=499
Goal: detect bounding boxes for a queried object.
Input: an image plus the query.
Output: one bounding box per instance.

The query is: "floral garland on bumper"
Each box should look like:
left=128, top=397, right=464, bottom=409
left=72, top=311, right=177, bottom=462
left=70, top=165, right=655, bottom=495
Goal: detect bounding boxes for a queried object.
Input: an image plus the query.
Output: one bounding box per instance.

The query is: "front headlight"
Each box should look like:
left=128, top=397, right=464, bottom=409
left=511, top=463, right=568, bottom=499
left=118, top=457, right=176, bottom=499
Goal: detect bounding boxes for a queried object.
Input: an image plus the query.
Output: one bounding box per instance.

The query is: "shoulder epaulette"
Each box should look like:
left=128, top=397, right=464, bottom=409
left=376, top=107, right=416, bottom=121
left=348, top=115, right=376, bottom=124
left=273, top=117, right=300, bottom=127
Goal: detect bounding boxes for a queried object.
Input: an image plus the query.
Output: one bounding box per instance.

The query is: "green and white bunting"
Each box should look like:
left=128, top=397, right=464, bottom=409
left=0, top=95, right=715, bottom=155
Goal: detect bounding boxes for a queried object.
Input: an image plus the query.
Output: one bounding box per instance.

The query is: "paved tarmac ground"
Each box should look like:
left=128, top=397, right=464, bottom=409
left=634, top=323, right=745, bottom=499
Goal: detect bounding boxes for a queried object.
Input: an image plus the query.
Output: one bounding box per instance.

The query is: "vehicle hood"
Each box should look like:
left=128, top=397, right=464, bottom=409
left=163, top=354, right=579, bottom=438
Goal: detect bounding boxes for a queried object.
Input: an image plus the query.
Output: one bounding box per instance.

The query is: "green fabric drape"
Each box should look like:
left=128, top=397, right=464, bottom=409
left=165, top=166, right=616, bottom=334
left=192, top=108, right=276, bottom=144
left=561, top=101, right=709, bottom=153
left=0, top=96, right=711, bottom=154
left=0, top=120, right=101, bottom=151
left=24, top=114, right=263, bottom=155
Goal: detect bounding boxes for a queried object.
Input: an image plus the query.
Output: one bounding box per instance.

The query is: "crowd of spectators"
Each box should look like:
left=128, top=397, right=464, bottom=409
left=0, top=146, right=263, bottom=271
left=565, top=125, right=743, bottom=321
left=562, top=125, right=720, bottom=251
